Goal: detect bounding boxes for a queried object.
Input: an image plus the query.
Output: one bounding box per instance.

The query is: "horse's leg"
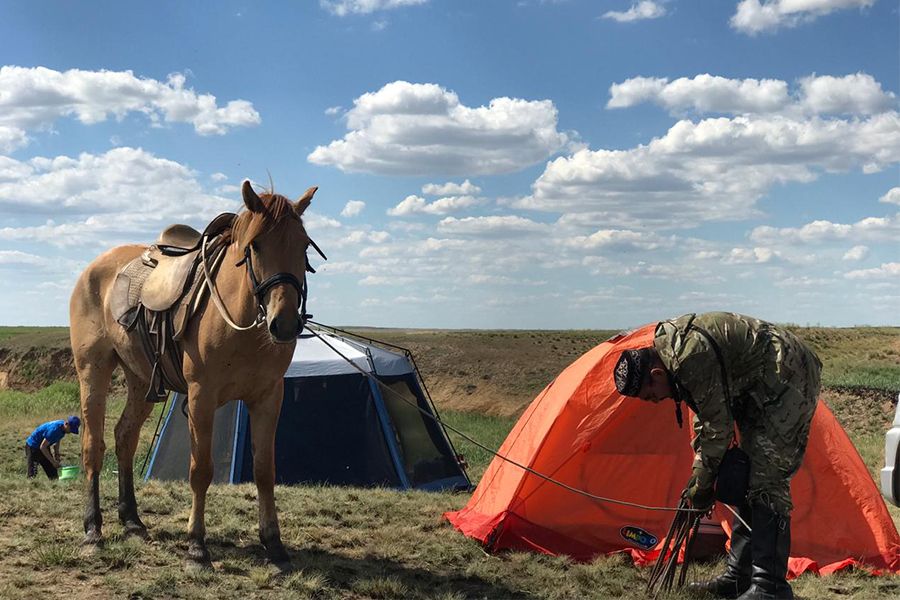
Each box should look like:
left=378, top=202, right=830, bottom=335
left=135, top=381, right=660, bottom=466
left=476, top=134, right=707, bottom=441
left=115, top=366, right=155, bottom=538
left=186, top=384, right=215, bottom=567
left=75, top=348, right=116, bottom=545
left=246, top=386, right=289, bottom=565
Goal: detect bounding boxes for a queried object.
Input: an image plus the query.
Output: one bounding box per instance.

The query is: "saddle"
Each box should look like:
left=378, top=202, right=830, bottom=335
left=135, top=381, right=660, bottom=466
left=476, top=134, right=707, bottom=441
left=111, top=213, right=236, bottom=402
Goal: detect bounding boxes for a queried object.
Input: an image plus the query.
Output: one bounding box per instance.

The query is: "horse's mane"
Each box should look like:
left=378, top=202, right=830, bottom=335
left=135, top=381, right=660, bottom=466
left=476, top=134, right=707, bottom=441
left=231, top=192, right=300, bottom=249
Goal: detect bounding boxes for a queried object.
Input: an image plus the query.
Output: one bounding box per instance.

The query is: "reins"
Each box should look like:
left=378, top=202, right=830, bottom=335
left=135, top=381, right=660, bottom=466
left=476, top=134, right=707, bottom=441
left=201, top=234, right=265, bottom=331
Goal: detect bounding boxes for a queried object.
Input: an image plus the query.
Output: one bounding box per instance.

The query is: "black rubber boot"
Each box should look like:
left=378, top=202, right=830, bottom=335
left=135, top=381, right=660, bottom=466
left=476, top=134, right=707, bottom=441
left=736, top=504, right=793, bottom=600
left=688, top=503, right=752, bottom=598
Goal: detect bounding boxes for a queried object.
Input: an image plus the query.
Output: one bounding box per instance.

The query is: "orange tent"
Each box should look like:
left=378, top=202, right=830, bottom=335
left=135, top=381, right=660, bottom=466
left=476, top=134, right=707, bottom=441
left=445, top=324, right=900, bottom=576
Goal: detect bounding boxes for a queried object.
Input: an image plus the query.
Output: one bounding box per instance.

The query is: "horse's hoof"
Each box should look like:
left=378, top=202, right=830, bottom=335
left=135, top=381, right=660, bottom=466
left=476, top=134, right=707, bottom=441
left=82, top=531, right=103, bottom=547
left=123, top=522, right=149, bottom=540
left=187, top=541, right=211, bottom=565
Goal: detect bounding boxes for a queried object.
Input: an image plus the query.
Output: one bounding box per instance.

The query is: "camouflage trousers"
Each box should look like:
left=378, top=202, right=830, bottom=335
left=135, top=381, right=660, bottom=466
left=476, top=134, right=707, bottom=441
left=738, top=330, right=822, bottom=515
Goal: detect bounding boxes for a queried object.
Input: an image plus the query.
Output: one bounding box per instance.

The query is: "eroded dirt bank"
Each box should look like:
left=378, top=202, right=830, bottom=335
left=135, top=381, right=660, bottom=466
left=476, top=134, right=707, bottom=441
left=0, top=328, right=896, bottom=426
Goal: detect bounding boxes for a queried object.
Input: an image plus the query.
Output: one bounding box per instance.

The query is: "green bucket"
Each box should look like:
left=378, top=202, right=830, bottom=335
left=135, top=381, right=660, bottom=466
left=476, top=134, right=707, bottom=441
left=58, top=465, right=81, bottom=480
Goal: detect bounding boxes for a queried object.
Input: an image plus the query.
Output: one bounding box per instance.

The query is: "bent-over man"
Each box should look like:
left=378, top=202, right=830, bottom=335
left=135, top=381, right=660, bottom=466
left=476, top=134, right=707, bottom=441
left=25, top=415, right=81, bottom=480
left=614, top=312, right=821, bottom=600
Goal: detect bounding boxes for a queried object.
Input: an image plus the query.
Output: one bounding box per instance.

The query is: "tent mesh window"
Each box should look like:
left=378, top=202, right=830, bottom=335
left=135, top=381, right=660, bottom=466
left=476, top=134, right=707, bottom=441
left=379, top=374, right=462, bottom=487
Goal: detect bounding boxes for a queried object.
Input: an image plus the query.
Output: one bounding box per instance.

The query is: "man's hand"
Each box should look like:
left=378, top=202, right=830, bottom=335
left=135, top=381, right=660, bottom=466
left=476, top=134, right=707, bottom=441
left=684, top=467, right=715, bottom=512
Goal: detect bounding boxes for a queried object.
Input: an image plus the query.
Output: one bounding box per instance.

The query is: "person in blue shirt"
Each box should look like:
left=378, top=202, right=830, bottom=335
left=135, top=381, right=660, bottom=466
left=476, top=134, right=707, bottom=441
left=25, top=415, right=80, bottom=480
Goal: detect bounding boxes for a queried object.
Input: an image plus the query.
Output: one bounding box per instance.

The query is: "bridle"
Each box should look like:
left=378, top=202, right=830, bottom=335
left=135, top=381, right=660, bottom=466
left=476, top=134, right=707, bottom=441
left=201, top=231, right=327, bottom=334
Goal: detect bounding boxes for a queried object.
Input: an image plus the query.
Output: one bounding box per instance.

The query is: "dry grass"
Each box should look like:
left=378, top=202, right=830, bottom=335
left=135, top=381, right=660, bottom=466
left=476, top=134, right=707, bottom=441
left=0, top=390, right=897, bottom=599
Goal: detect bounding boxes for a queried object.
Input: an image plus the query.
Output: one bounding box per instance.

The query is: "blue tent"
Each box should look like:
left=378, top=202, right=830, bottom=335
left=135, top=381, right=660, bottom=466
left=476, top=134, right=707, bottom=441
left=143, top=327, right=470, bottom=491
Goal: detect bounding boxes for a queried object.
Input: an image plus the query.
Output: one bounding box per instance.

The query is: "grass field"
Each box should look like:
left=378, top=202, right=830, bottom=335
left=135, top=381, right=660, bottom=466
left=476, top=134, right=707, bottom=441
left=0, top=385, right=898, bottom=598
left=0, top=327, right=898, bottom=598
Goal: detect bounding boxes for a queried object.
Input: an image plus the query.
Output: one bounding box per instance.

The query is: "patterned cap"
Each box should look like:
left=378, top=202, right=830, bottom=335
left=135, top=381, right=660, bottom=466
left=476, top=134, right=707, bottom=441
left=614, top=348, right=652, bottom=397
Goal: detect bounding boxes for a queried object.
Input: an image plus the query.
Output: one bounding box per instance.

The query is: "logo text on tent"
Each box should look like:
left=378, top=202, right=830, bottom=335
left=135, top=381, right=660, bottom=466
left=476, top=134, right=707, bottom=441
left=620, top=525, right=658, bottom=550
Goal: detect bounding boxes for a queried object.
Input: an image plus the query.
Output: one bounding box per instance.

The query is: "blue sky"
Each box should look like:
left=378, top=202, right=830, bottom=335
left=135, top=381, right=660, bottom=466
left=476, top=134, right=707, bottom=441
left=0, top=0, right=897, bottom=329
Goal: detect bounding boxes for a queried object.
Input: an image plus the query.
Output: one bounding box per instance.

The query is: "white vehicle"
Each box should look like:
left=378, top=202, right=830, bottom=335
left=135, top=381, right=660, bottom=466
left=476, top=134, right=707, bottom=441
left=881, top=393, right=900, bottom=507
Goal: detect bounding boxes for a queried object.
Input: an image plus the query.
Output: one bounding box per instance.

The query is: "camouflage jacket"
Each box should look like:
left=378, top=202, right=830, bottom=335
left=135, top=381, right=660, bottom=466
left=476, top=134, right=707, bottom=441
left=653, top=312, right=788, bottom=483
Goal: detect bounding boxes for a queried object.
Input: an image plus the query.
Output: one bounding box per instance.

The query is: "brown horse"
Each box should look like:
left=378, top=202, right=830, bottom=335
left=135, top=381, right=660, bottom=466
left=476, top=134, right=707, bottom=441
left=69, top=180, right=316, bottom=567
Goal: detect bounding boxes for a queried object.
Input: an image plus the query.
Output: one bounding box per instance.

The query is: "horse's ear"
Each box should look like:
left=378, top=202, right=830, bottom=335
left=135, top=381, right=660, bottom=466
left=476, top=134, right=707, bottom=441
left=242, top=180, right=264, bottom=213
left=294, top=186, right=317, bottom=216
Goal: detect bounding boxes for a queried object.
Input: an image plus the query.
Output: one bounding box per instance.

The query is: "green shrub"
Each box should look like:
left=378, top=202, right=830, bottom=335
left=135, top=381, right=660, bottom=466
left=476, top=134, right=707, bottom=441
left=0, top=382, right=81, bottom=418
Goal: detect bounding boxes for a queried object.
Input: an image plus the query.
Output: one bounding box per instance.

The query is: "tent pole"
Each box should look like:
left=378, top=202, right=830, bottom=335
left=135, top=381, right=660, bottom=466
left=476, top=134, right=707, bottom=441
left=139, top=392, right=171, bottom=477
left=407, top=352, right=472, bottom=487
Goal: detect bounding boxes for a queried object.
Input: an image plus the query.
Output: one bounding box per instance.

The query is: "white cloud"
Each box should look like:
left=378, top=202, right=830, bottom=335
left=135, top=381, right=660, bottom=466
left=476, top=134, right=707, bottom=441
left=608, top=73, right=894, bottom=117
left=731, top=0, right=876, bottom=36
left=774, top=275, right=834, bottom=287
left=304, top=213, right=343, bottom=230
left=321, top=0, right=427, bottom=16
left=567, top=229, right=672, bottom=251
left=750, top=214, right=900, bottom=245
left=602, top=1, right=666, bottom=22
left=798, top=73, right=895, bottom=116
left=0, top=66, right=260, bottom=149
left=437, top=215, right=547, bottom=236
left=387, top=194, right=482, bottom=216
left=723, top=247, right=780, bottom=264
left=359, top=274, right=415, bottom=285
left=210, top=172, right=228, bottom=182
left=515, top=111, right=900, bottom=229
left=325, top=106, right=343, bottom=116
left=609, top=75, right=789, bottom=114
left=341, top=200, right=366, bottom=217
left=844, top=262, right=900, bottom=280
left=843, top=245, right=869, bottom=261
left=308, top=81, right=570, bottom=175
left=0, top=217, right=123, bottom=248
left=468, top=274, right=547, bottom=286
left=623, top=262, right=702, bottom=279
left=0, top=126, right=29, bottom=153
left=421, top=179, right=481, bottom=196
left=880, top=187, right=900, bottom=205
left=0, top=148, right=250, bottom=254
left=329, top=229, right=391, bottom=247
left=0, top=250, right=51, bottom=267
left=0, top=147, right=235, bottom=220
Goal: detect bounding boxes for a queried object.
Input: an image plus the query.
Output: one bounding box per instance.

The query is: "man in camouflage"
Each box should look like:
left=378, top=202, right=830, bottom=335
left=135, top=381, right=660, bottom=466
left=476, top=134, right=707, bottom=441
left=614, top=312, right=821, bottom=600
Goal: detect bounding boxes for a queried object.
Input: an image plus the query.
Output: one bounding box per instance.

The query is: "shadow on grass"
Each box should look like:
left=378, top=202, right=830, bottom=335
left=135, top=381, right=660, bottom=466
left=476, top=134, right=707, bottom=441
left=198, top=537, right=533, bottom=599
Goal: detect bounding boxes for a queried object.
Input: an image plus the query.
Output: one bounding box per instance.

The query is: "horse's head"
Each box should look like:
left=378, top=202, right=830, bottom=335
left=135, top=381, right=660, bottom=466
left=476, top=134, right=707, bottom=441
left=233, top=180, right=316, bottom=344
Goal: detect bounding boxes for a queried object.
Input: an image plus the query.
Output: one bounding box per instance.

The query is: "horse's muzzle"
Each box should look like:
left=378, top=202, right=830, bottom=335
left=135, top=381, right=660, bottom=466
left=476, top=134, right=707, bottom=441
left=268, top=314, right=299, bottom=344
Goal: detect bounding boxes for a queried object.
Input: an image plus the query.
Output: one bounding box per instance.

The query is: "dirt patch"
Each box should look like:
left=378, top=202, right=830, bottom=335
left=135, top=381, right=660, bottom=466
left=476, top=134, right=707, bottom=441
left=350, top=328, right=616, bottom=416
left=0, top=347, right=75, bottom=391
left=820, top=387, right=898, bottom=436
left=426, top=380, right=533, bottom=417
